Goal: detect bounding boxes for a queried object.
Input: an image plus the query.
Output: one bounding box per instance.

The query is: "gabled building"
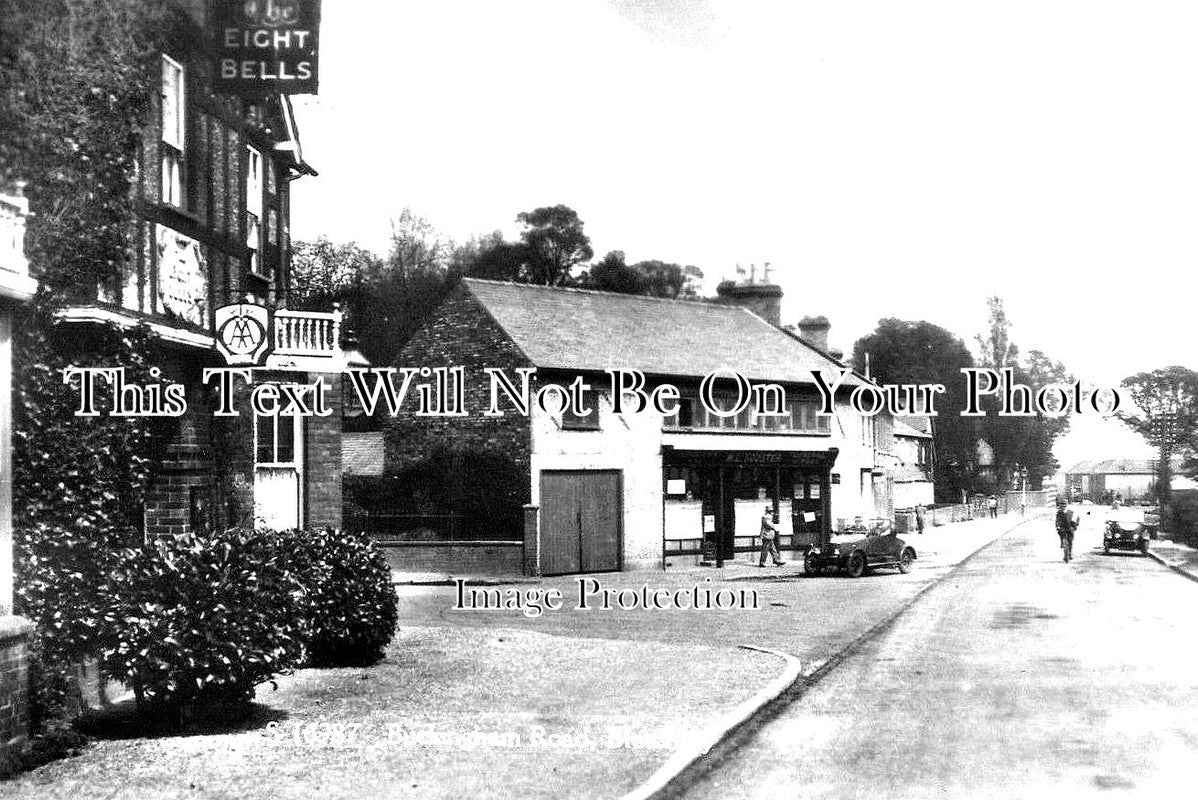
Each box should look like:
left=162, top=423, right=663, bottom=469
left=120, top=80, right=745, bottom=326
left=890, top=415, right=934, bottom=508
left=387, top=278, right=900, bottom=574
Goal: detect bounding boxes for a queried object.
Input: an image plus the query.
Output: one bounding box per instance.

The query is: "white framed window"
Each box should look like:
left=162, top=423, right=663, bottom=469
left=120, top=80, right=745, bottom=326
left=255, top=411, right=301, bottom=467
left=246, top=146, right=264, bottom=275
left=160, top=54, right=186, bottom=208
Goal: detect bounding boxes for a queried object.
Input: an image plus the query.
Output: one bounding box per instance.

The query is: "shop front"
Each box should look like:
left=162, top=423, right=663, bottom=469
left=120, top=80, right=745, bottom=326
left=662, top=447, right=838, bottom=565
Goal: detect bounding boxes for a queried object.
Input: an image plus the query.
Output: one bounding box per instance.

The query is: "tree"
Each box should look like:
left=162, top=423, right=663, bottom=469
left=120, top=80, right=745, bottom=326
left=516, top=204, right=593, bottom=286
left=585, top=251, right=645, bottom=294
left=289, top=237, right=379, bottom=309
left=1117, top=366, right=1198, bottom=507
left=851, top=319, right=979, bottom=501
left=291, top=211, right=467, bottom=368
left=973, top=297, right=1072, bottom=489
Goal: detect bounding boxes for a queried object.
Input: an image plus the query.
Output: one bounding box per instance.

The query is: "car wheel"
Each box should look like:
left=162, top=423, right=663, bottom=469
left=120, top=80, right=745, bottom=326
left=803, top=551, right=820, bottom=576
left=898, top=548, right=914, bottom=574
left=846, top=551, right=866, bottom=578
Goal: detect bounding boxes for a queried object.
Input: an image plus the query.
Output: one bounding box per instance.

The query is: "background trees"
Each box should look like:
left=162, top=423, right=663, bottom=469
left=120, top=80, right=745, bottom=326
left=1117, top=366, right=1198, bottom=510
left=973, top=296, right=1073, bottom=489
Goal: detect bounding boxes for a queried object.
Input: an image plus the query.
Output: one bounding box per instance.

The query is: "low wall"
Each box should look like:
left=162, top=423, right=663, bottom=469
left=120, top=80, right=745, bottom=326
left=380, top=541, right=524, bottom=576
left=0, top=615, right=31, bottom=775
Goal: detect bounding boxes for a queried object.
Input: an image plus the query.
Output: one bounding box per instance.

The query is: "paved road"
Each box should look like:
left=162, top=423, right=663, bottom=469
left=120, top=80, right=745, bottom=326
left=680, top=509, right=1198, bottom=799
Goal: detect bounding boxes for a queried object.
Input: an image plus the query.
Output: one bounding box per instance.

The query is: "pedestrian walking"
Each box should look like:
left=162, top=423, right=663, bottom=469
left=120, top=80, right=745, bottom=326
left=915, top=504, right=926, bottom=535
left=758, top=504, right=784, bottom=567
left=988, top=495, right=998, bottom=519
left=1055, top=498, right=1078, bottom=563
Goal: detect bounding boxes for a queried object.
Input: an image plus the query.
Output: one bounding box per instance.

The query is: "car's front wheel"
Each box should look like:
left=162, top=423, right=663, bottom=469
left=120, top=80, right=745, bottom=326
left=898, top=548, right=914, bottom=574
left=846, top=551, right=866, bottom=578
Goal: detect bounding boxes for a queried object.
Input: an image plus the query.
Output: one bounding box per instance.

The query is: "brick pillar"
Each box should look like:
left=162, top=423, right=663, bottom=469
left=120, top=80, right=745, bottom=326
left=304, top=372, right=343, bottom=530
left=522, top=504, right=539, bottom=577
left=0, top=616, right=32, bottom=775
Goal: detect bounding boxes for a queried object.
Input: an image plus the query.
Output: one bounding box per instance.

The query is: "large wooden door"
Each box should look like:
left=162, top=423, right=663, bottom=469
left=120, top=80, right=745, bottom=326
left=540, top=470, right=622, bottom=575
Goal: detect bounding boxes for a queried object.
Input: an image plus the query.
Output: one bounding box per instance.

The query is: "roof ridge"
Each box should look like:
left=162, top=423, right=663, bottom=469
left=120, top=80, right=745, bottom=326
left=461, top=276, right=730, bottom=310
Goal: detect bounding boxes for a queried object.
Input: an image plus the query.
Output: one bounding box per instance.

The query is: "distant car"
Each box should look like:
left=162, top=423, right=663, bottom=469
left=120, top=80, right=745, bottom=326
left=1104, top=518, right=1149, bottom=555
left=804, top=519, right=917, bottom=578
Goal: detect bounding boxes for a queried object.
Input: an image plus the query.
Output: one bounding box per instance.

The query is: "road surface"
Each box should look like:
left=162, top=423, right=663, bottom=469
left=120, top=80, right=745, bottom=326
left=680, top=509, right=1198, bottom=799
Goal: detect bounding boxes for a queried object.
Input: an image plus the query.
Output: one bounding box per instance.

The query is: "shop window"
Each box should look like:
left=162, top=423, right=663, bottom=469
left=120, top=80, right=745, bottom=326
left=160, top=55, right=186, bottom=209
left=562, top=388, right=600, bottom=430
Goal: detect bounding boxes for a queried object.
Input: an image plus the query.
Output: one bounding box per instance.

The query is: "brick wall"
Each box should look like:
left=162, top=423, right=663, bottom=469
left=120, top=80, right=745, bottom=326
left=305, top=371, right=342, bottom=529
left=144, top=353, right=220, bottom=538
left=380, top=543, right=523, bottom=576
left=386, top=284, right=535, bottom=524
left=0, top=616, right=31, bottom=775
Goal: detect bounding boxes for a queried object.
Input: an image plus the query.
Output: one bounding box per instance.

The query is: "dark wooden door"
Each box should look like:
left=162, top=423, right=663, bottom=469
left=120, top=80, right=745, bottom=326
left=540, top=470, right=622, bottom=575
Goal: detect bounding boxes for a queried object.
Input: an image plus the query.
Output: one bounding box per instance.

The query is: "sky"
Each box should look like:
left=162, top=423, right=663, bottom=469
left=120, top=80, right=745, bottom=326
left=289, top=0, right=1198, bottom=471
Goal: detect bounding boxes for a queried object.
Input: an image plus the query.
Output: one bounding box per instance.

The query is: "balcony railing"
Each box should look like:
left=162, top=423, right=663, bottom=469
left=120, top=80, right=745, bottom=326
left=273, top=307, right=342, bottom=358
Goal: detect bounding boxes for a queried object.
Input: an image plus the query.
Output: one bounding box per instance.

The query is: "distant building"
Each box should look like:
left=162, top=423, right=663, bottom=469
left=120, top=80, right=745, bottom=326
left=890, top=416, right=934, bottom=508
left=1065, top=458, right=1195, bottom=502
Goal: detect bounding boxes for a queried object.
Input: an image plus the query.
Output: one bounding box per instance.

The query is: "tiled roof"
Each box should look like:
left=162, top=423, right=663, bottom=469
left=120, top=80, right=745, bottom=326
left=343, top=432, right=384, bottom=476
left=461, top=278, right=863, bottom=386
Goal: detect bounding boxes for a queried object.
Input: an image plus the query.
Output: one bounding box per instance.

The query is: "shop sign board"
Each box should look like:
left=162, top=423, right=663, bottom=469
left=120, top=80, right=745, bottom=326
left=213, top=0, right=321, bottom=95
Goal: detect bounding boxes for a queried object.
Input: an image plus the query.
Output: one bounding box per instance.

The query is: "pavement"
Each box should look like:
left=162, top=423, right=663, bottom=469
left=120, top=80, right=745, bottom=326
left=4, top=510, right=1040, bottom=800
left=1147, top=535, right=1198, bottom=584
left=390, top=512, right=1037, bottom=586
left=677, top=509, right=1198, bottom=799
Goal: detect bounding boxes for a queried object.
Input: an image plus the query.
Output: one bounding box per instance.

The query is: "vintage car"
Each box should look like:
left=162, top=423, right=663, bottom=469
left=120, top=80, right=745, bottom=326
left=803, top=518, right=917, bottom=578
left=1104, top=517, right=1149, bottom=555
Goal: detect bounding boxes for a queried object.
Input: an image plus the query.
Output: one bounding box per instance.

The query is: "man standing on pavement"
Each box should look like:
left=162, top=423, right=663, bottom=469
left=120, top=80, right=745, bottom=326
left=988, top=494, right=999, bottom=519
left=759, top=504, right=784, bottom=567
left=1055, top=498, right=1078, bottom=563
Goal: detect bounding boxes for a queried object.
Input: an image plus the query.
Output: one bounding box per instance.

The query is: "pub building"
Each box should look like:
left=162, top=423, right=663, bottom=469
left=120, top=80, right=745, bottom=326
left=51, top=0, right=349, bottom=537
left=388, top=277, right=901, bottom=575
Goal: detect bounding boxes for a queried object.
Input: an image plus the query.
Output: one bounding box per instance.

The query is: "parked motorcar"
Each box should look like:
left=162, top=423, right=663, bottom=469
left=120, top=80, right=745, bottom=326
left=1104, top=517, right=1149, bottom=555
left=804, top=518, right=917, bottom=578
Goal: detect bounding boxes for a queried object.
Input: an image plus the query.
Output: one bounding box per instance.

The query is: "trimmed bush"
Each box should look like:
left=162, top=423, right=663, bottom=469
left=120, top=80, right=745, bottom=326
left=100, top=529, right=309, bottom=720
left=287, top=528, right=398, bottom=667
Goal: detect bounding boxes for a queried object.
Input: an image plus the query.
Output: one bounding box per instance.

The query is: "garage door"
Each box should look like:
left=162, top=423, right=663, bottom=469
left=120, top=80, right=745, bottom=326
left=539, top=470, right=622, bottom=575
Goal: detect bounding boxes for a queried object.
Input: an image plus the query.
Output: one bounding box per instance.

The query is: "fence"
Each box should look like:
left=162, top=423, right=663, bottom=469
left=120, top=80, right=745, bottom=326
left=901, top=489, right=1056, bottom=528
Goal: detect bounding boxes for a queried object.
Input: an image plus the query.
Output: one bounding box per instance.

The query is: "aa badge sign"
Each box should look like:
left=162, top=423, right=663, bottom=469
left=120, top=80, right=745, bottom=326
left=214, top=303, right=271, bottom=365
left=212, top=0, right=321, bottom=96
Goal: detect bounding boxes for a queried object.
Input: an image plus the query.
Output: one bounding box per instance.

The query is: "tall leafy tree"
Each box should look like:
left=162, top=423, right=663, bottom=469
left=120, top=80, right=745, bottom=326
left=973, top=297, right=1072, bottom=489
left=851, top=319, right=979, bottom=501
left=516, top=204, right=593, bottom=286
left=1117, top=366, right=1198, bottom=505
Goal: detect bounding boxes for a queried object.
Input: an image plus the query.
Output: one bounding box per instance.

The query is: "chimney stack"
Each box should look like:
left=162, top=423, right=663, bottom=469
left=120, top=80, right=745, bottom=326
left=797, top=315, right=831, bottom=352
left=716, top=279, right=783, bottom=327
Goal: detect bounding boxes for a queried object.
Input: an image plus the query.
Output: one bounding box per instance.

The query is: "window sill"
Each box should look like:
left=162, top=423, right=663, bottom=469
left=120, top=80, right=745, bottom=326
left=247, top=270, right=275, bottom=283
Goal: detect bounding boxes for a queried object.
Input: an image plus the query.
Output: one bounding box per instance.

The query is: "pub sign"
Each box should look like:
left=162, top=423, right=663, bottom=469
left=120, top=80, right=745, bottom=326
left=213, top=0, right=321, bottom=96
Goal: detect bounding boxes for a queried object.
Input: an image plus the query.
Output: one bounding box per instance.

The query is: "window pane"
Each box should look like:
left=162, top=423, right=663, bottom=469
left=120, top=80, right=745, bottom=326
left=255, top=416, right=275, bottom=463
left=161, top=56, right=183, bottom=149
left=276, top=415, right=295, bottom=462
left=162, top=151, right=182, bottom=207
